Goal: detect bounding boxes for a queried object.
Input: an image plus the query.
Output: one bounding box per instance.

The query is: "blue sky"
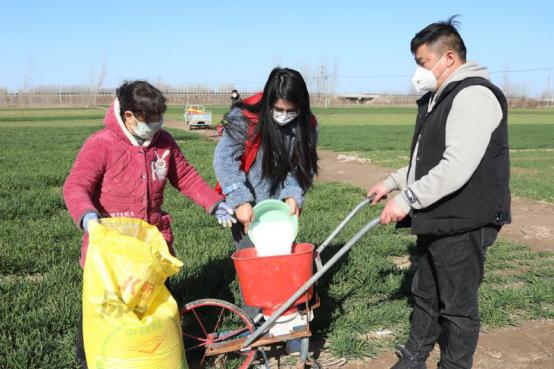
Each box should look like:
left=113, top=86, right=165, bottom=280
left=1, top=0, right=553, bottom=96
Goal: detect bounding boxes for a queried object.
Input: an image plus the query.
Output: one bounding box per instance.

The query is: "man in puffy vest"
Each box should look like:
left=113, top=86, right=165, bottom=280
left=367, top=16, right=511, bottom=369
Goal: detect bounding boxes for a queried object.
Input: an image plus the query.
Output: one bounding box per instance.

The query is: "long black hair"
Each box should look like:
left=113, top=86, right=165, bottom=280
left=233, top=67, right=318, bottom=192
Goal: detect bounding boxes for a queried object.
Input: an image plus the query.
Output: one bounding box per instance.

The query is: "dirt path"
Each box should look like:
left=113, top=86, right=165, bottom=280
left=317, top=150, right=554, bottom=253
left=167, top=121, right=554, bottom=368
left=321, top=320, right=554, bottom=369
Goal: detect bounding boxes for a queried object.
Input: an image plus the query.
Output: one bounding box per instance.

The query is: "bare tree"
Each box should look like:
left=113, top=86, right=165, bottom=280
left=154, top=78, right=172, bottom=92
left=188, top=83, right=212, bottom=93
left=539, top=75, right=553, bottom=107
left=91, top=62, right=108, bottom=106
left=515, top=83, right=529, bottom=98
left=330, top=60, right=338, bottom=104
left=0, top=86, right=7, bottom=107
left=217, top=83, right=236, bottom=93
left=298, top=63, right=313, bottom=92
left=314, top=59, right=338, bottom=108
left=500, top=61, right=512, bottom=98
left=20, top=60, right=34, bottom=107
left=86, top=61, right=108, bottom=107
left=22, top=61, right=33, bottom=92
left=97, top=62, right=107, bottom=89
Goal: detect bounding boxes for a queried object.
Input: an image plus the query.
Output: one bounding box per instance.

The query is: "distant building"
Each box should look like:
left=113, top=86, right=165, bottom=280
left=337, top=94, right=378, bottom=104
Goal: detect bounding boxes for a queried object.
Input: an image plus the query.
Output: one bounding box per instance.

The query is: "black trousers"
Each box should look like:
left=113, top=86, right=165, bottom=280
left=405, top=226, right=498, bottom=369
left=75, top=312, right=88, bottom=369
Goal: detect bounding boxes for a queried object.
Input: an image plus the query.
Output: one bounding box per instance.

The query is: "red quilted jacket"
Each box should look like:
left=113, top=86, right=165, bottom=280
left=63, top=99, right=223, bottom=267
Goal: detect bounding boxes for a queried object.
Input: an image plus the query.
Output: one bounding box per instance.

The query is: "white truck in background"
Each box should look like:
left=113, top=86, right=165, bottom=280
left=184, top=105, right=212, bottom=130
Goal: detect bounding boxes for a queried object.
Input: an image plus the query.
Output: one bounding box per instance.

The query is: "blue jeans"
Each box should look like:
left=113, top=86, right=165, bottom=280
left=405, top=226, right=499, bottom=369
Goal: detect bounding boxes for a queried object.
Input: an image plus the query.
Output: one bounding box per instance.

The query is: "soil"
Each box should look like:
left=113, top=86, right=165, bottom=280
left=316, top=150, right=554, bottom=253
left=166, top=120, right=554, bottom=369
left=315, top=320, right=554, bottom=369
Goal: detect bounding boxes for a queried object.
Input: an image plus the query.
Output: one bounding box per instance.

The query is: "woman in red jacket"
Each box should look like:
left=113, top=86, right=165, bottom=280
left=64, top=80, right=235, bottom=368
left=64, top=80, right=235, bottom=267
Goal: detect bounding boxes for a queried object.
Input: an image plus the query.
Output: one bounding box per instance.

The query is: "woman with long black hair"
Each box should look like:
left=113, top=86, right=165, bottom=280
left=213, top=67, right=319, bottom=319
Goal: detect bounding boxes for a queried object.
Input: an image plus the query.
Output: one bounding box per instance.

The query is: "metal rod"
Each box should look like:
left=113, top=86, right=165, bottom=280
left=316, top=198, right=371, bottom=255
left=242, top=216, right=381, bottom=348
left=315, top=197, right=372, bottom=271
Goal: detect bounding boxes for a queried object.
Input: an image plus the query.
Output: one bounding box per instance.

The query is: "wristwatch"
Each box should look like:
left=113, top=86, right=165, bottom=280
left=405, top=188, right=419, bottom=205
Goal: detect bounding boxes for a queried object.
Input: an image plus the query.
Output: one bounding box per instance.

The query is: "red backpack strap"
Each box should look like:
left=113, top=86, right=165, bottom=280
left=309, top=114, right=317, bottom=127
left=215, top=93, right=262, bottom=195
left=216, top=94, right=315, bottom=195
left=240, top=125, right=261, bottom=173
left=215, top=128, right=259, bottom=195
left=214, top=182, right=223, bottom=194
left=238, top=93, right=263, bottom=173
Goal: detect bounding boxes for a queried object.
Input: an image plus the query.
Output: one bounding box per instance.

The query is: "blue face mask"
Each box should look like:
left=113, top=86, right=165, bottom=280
left=132, top=117, right=163, bottom=140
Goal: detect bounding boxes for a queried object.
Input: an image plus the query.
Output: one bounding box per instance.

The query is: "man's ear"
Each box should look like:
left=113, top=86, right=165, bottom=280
left=445, top=51, right=458, bottom=67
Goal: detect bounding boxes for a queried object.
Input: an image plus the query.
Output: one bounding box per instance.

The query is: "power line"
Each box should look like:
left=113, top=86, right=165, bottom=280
left=490, top=67, right=554, bottom=74
left=171, top=67, right=554, bottom=88
left=308, top=67, right=554, bottom=80
left=335, top=74, right=410, bottom=79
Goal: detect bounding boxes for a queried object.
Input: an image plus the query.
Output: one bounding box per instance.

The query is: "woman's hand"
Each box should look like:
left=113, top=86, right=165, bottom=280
left=214, top=202, right=237, bottom=228
left=235, top=203, right=254, bottom=233
left=82, top=212, right=99, bottom=232
left=284, top=197, right=300, bottom=218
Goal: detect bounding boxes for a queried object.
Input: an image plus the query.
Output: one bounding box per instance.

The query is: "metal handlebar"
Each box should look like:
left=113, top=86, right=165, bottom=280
left=314, top=195, right=374, bottom=270
left=242, top=196, right=379, bottom=348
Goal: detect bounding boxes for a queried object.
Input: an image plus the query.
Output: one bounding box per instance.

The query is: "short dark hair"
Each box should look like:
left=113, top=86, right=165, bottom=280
left=411, top=15, right=467, bottom=62
left=116, top=80, right=167, bottom=121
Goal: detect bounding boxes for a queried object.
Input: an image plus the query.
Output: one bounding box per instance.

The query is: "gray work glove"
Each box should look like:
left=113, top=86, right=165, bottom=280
left=82, top=212, right=99, bottom=232
left=214, top=202, right=237, bottom=228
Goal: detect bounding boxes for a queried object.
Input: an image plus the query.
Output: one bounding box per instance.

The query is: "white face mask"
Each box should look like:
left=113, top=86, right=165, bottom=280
left=272, top=110, right=299, bottom=126
left=411, top=55, right=446, bottom=93
left=133, top=117, right=163, bottom=140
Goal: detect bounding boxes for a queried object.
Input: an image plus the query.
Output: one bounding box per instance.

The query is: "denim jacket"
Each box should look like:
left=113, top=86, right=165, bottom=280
left=213, top=107, right=312, bottom=209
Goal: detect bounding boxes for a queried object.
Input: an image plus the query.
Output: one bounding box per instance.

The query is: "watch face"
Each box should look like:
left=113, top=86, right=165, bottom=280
left=406, top=189, right=417, bottom=204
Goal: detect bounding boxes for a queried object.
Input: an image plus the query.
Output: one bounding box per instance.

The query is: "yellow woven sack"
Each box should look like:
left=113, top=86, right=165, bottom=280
left=83, top=217, right=187, bottom=369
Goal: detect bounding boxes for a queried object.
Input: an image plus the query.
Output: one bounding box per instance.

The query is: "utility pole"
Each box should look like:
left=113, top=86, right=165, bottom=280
left=546, top=74, right=553, bottom=108
left=320, top=64, right=329, bottom=109
left=502, top=62, right=511, bottom=99
left=319, top=65, right=324, bottom=107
